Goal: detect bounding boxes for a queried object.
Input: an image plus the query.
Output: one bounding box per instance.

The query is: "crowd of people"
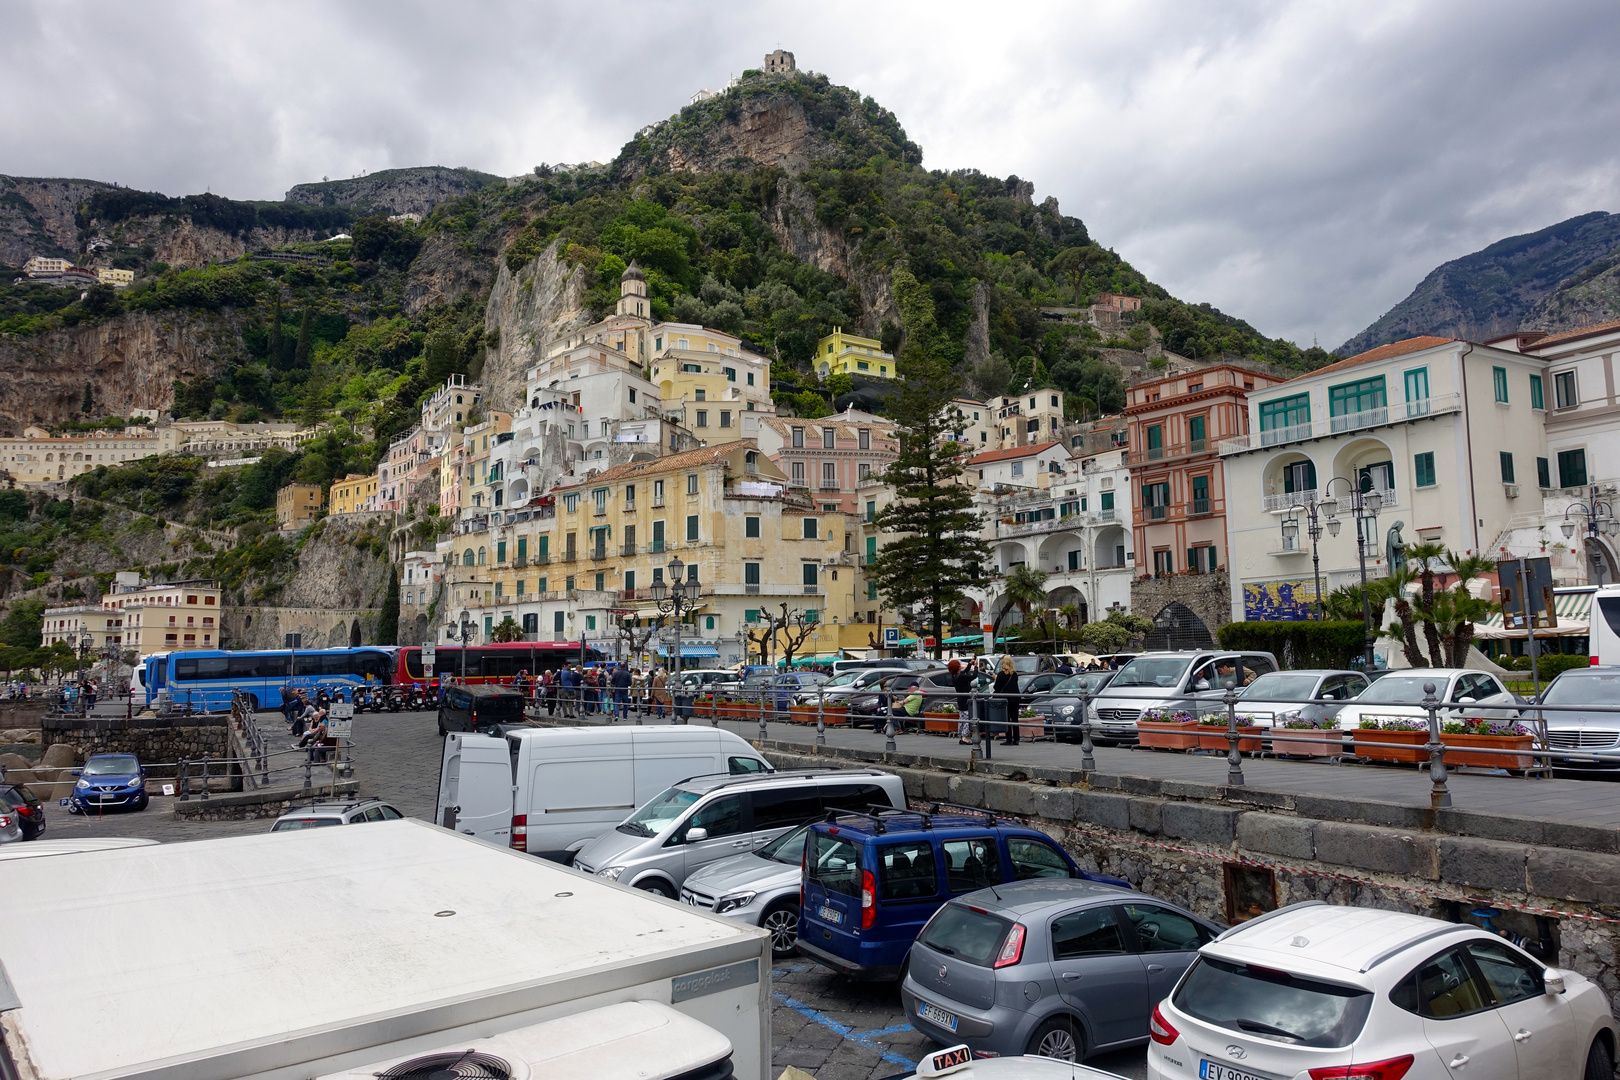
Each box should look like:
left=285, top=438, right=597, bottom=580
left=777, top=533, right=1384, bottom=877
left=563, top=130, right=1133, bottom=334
left=512, top=663, right=681, bottom=720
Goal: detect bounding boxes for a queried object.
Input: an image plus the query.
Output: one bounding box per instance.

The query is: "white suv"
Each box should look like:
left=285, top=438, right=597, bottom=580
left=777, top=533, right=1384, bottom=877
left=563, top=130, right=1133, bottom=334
left=1147, top=902, right=1616, bottom=1080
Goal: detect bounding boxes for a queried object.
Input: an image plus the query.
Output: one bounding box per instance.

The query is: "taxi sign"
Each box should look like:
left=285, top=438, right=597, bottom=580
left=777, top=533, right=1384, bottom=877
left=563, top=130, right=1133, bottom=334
left=918, top=1045, right=975, bottom=1077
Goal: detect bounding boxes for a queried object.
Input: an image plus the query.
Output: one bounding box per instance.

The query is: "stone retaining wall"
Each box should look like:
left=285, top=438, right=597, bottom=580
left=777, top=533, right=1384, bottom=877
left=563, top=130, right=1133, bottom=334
left=171, top=780, right=359, bottom=821
left=762, top=740, right=1620, bottom=1005
left=42, top=714, right=232, bottom=777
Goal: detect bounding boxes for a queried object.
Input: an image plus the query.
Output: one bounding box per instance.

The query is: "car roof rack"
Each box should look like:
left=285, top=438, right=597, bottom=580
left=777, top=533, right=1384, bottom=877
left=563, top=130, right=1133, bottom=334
left=673, top=767, right=875, bottom=788
left=925, top=802, right=997, bottom=826
left=1213, top=899, right=1326, bottom=941
left=821, top=806, right=917, bottom=834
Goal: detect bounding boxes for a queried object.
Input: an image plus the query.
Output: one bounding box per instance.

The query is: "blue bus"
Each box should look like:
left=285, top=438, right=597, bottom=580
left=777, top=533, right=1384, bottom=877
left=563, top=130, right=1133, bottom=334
left=144, top=648, right=397, bottom=711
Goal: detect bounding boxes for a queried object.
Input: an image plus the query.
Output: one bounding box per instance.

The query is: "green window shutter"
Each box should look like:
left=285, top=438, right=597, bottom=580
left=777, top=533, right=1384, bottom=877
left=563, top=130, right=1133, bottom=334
left=516, top=537, right=527, bottom=561
left=495, top=582, right=503, bottom=597
left=497, top=541, right=506, bottom=563
left=537, top=577, right=547, bottom=593
left=802, top=563, right=818, bottom=586
left=1414, top=452, right=1436, bottom=488
left=1493, top=367, right=1509, bottom=403
left=1530, top=374, right=1544, bottom=410
left=1558, top=449, right=1588, bottom=488
left=745, top=609, right=759, bottom=623
left=1188, top=416, right=1205, bottom=445
left=1537, top=457, right=1551, bottom=489
left=554, top=612, right=564, bottom=632
left=745, top=516, right=760, bottom=538
left=686, top=515, right=699, bottom=541
left=594, top=573, right=604, bottom=591
left=515, top=579, right=525, bottom=595
left=866, top=536, right=877, bottom=557
left=1100, top=492, right=1114, bottom=511
left=867, top=582, right=878, bottom=600
left=1499, top=451, right=1515, bottom=484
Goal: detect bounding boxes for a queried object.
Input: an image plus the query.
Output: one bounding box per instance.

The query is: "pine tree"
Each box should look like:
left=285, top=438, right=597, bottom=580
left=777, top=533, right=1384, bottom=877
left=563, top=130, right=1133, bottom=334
left=866, top=266, right=987, bottom=660
left=293, top=309, right=311, bottom=369
left=80, top=382, right=93, bottom=414
left=377, top=566, right=400, bottom=646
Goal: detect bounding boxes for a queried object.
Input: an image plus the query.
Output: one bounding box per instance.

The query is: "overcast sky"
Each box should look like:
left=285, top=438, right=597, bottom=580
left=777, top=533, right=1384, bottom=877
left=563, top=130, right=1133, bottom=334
left=5, top=0, right=1618, bottom=348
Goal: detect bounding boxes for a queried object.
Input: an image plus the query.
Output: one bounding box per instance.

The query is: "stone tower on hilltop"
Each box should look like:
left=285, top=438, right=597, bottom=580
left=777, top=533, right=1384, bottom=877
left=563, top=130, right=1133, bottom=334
left=616, top=259, right=648, bottom=319
left=763, top=49, right=795, bottom=74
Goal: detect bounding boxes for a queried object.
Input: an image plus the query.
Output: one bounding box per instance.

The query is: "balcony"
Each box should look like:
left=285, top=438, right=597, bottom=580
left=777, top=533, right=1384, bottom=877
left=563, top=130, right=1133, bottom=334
left=1123, top=439, right=1208, bottom=466
left=560, top=551, right=578, bottom=563
left=708, top=583, right=823, bottom=597
left=1147, top=505, right=1167, bottom=520
left=1263, top=483, right=1398, bottom=514
left=621, top=543, right=638, bottom=557
left=1190, top=498, right=1212, bottom=517
left=1220, top=394, right=1461, bottom=454
left=648, top=540, right=666, bottom=554
left=1267, top=538, right=1312, bottom=557
left=992, top=515, right=1085, bottom=540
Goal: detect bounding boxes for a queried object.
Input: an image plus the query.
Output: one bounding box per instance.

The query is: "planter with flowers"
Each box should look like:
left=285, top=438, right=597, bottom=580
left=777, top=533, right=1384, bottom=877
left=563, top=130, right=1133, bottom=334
left=1136, top=709, right=1201, bottom=750
left=1018, top=706, right=1045, bottom=740
left=923, top=702, right=961, bottom=733
left=692, top=694, right=716, bottom=719
left=1440, top=719, right=1536, bottom=769
left=790, top=703, right=848, bottom=726
left=1194, top=712, right=1263, bottom=753
left=1271, top=715, right=1343, bottom=759
left=1351, top=718, right=1429, bottom=763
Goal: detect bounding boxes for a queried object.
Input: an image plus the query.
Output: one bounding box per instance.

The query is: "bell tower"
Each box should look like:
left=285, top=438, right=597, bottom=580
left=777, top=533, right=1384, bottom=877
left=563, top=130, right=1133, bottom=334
left=617, top=259, right=648, bottom=319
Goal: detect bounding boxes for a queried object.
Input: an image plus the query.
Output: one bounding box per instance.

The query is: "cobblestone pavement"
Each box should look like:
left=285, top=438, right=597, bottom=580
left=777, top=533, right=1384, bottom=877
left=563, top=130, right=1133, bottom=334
left=22, top=708, right=1164, bottom=1079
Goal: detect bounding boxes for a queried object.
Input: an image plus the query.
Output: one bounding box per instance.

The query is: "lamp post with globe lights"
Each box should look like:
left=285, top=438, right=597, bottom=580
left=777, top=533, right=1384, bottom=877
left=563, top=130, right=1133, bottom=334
left=1318, top=478, right=1384, bottom=673
left=1562, top=486, right=1619, bottom=583
left=650, top=556, right=700, bottom=689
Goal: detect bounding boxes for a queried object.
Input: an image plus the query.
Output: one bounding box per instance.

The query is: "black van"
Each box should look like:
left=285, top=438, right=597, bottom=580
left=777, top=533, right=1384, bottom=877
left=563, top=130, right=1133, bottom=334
left=437, top=685, right=528, bottom=735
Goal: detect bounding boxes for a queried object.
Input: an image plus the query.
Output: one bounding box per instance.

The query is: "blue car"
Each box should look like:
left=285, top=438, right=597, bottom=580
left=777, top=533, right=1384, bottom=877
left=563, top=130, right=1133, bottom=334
left=798, top=806, right=1129, bottom=980
left=65, top=753, right=149, bottom=813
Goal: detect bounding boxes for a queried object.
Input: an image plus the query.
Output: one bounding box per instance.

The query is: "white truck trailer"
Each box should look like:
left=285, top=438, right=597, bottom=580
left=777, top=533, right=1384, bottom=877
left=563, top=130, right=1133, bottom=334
left=0, top=819, right=771, bottom=1080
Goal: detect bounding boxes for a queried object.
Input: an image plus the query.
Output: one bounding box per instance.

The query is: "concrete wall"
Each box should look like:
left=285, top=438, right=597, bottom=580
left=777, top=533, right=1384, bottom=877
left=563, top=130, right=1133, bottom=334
left=762, top=740, right=1620, bottom=1004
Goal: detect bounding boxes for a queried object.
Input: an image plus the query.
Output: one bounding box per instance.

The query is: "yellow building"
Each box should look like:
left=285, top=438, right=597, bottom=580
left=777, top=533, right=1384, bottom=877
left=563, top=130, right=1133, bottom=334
left=329, top=473, right=379, bottom=514
left=649, top=324, right=774, bottom=442
left=104, top=577, right=224, bottom=655
left=0, top=424, right=177, bottom=483
left=275, top=482, right=323, bottom=530
left=40, top=604, right=125, bottom=656
left=460, top=411, right=514, bottom=516
left=97, top=268, right=134, bottom=288
left=447, top=441, right=868, bottom=662
left=815, top=327, right=894, bottom=380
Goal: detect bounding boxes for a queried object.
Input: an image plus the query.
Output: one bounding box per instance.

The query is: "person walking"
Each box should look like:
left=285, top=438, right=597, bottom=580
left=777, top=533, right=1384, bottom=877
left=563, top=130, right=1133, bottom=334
left=541, top=668, right=557, bottom=716
left=948, top=659, right=975, bottom=744
left=611, top=663, right=631, bottom=720
left=558, top=664, right=578, bottom=718
left=652, top=667, right=668, bottom=719
left=993, top=656, right=1021, bottom=746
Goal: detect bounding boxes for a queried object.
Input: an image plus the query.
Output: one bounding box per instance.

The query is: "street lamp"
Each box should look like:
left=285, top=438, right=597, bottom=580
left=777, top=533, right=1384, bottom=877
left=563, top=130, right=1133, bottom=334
left=649, top=556, right=700, bottom=685
left=1561, top=486, right=1619, bottom=583
left=1319, top=478, right=1383, bottom=672
left=456, top=610, right=476, bottom=683
left=1280, top=496, right=1327, bottom=619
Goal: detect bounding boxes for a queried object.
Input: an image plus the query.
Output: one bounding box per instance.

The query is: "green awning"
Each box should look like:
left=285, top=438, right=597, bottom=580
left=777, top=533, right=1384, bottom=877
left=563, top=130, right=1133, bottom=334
left=942, top=635, right=979, bottom=644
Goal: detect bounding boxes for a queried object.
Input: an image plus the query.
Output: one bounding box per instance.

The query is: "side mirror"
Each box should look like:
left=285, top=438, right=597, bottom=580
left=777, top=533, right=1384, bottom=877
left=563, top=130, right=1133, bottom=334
left=70, top=770, right=81, bottom=777
left=1457, top=697, right=1476, bottom=705
left=685, top=826, right=709, bottom=843
left=1194, top=679, right=1211, bottom=692
left=1543, top=970, right=1566, bottom=995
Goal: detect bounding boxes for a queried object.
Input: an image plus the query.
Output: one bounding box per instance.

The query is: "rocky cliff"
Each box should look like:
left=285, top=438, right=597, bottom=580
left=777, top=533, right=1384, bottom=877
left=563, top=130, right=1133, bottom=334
left=0, top=176, right=114, bottom=267
left=1339, top=211, right=1620, bottom=354
left=403, top=232, right=495, bottom=316
left=97, top=216, right=323, bottom=270
left=0, top=310, right=230, bottom=430
left=766, top=176, right=897, bottom=334
left=1521, top=255, right=1620, bottom=332
left=285, top=166, right=503, bottom=215
left=480, top=239, right=593, bottom=412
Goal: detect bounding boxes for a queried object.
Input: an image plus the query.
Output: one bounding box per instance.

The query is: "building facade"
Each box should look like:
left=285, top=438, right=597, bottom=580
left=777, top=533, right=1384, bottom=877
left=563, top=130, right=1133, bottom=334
left=329, top=473, right=380, bottom=515
left=0, top=425, right=177, bottom=483
left=95, top=574, right=224, bottom=656
left=814, top=327, right=895, bottom=380
left=275, top=482, right=323, bottom=530
left=755, top=409, right=898, bottom=516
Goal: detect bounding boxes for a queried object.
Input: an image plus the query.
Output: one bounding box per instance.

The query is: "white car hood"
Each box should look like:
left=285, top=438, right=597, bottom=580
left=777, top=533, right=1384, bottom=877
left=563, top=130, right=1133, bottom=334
left=682, top=849, right=799, bottom=896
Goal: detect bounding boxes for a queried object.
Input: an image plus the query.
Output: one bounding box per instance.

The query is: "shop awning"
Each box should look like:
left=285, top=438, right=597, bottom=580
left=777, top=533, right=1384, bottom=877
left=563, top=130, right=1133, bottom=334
left=1473, top=588, right=1593, bottom=639
left=777, top=652, right=839, bottom=667
left=658, top=644, right=720, bottom=658
left=942, top=635, right=980, bottom=644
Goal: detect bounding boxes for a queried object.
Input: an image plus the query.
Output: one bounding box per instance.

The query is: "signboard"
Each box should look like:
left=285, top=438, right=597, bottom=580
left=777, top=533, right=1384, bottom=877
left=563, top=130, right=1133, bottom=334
left=883, top=627, right=900, bottom=647
left=327, top=702, right=354, bottom=738
left=1498, top=557, right=1557, bottom=630
left=284, top=633, right=302, bottom=649
left=924, top=637, right=937, bottom=649
left=1243, top=579, right=1318, bottom=621
left=420, top=643, right=436, bottom=666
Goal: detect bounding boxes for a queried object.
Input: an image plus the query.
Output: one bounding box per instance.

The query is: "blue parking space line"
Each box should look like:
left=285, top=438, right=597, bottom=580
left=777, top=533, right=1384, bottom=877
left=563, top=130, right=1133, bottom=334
left=772, top=991, right=918, bottom=1069
left=855, top=1022, right=915, bottom=1039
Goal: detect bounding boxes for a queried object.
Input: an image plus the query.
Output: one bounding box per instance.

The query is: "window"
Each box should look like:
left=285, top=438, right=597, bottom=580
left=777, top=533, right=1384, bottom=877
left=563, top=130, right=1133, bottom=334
left=823, top=428, right=835, bottom=449
left=1100, top=491, right=1114, bottom=511
left=745, top=515, right=760, bottom=538
left=802, top=518, right=818, bottom=539
left=1414, top=452, right=1436, bottom=488
left=751, top=788, right=821, bottom=830
left=593, top=488, right=607, bottom=514
left=877, top=840, right=938, bottom=900
left=747, top=371, right=755, bottom=386
left=1119, top=903, right=1211, bottom=953
left=1067, top=550, right=1082, bottom=571
left=791, top=461, right=805, bottom=484
left=554, top=612, right=564, bottom=633
left=792, top=427, right=804, bottom=448
left=515, top=578, right=526, bottom=596
left=564, top=493, right=579, bottom=513
left=1143, top=481, right=1169, bottom=519
left=684, top=795, right=744, bottom=841
left=802, top=562, right=818, bottom=589
left=687, top=473, right=699, bottom=495
left=1153, top=550, right=1173, bottom=575
left=497, top=540, right=507, bottom=562
left=1146, top=425, right=1163, bottom=456
left=1009, top=837, right=1071, bottom=879
left=858, top=428, right=870, bottom=449
left=1558, top=449, right=1588, bottom=489
left=1537, top=456, right=1551, bottom=489
left=1493, top=366, right=1509, bottom=403
left=1530, top=373, right=1544, bottom=410
left=1391, top=946, right=1491, bottom=1018
left=1329, top=376, right=1386, bottom=418
left=1282, top=459, right=1316, bottom=493
left=822, top=461, right=836, bottom=488
left=1050, top=907, right=1127, bottom=959
left=1465, top=939, right=1544, bottom=1006
left=1499, top=451, right=1515, bottom=484
left=724, top=366, right=736, bottom=382
left=942, top=837, right=1002, bottom=893
left=1188, top=415, right=1206, bottom=448
left=686, top=515, right=699, bottom=542
left=1555, top=370, right=1578, bottom=409
left=1191, top=475, right=1210, bottom=513
left=653, top=479, right=664, bottom=504
left=858, top=462, right=870, bottom=480
left=744, top=563, right=760, bottom=587
left=719, top=410, right=730, bottom=428
left=1258, top=393, right=1310, bottom=435
left=866, top=535, right=877, bottom=561
left=494, top=582, right=503, bottom=598
left=695, top=410, right=707, bottom=427
left=695, top=388, right=706, bottom=402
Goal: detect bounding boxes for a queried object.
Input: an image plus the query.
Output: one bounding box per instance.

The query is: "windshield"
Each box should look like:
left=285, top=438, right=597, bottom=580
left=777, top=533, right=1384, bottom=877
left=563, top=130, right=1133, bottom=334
left=761, top=824, right=810, bottom=864
left=84, top=755, right=140, bottom=775
left=271, top=817, right=341, bottom=831
left=1111, top=657, right=1193, bottom=689
left=855, top=670, right=899, bottom=687
left=823, top=672, right=861, bottom=688
left=1356, top=675, right=1445, bottom=704
left=1242, top=674, right=1322, bottom=701
left=1173, top=956, right=1373, bottom=1048
left=618, top=786, right=699, bottom=837
left=1053, top=673, right=1105, bottom=693
left=1541, top=672, right=1620, bottom=705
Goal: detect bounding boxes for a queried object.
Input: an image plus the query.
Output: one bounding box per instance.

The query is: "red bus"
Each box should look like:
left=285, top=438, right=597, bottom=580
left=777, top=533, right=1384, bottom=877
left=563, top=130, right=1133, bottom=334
left=394, top=642, right=608, bottom=687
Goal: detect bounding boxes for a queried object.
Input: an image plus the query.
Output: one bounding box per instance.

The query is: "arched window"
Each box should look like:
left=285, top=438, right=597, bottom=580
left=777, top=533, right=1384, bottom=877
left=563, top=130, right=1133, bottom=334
left=477, top=547, right=487, bottom=565
left=462, top=549, right=474, bottom=566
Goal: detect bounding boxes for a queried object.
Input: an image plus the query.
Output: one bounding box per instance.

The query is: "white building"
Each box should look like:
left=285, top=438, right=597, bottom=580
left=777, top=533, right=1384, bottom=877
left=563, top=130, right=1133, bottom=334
left=1221, top=336, right=1550, bottom=626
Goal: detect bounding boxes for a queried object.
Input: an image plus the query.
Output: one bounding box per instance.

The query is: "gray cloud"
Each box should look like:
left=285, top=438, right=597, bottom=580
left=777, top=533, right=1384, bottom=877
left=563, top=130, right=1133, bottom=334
left=3, top=0, right=1617, bottom=347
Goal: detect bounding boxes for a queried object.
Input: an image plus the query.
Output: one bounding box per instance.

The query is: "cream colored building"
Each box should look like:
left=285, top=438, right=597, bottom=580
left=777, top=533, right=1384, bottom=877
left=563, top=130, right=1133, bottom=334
left=40, top=605, right=125, bottom=655
left=329, top=473, right=380, bottom=515
left=275, top=482, right=324, bottom=530
left=1221, top=336, right=1550, bottom=627
left=170, top=420, right=316, bottom=459
left=97, top=268, right=134, bottom=288
left=23, top=257, right=69, bottom=276
left=649, top=323, right=774, bottom=442
left=0, top=424, right=177, bottom=483
left=994, top=389, right=1067, bottom=447
left=100, top=576, right=224, bottom=655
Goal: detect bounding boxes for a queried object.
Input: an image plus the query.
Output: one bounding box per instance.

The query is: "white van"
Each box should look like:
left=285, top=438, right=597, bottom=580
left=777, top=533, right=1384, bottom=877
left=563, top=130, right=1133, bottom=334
left=436, top=726, right=772, bottom=862
left=1592, top=584, right=1620, bottom=666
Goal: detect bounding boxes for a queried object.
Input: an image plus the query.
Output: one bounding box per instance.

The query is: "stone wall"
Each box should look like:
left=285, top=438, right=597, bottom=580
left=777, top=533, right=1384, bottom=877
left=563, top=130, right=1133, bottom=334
left=1131, top=572, right=1232, bottom=647
left=762, top=740, right=1620, bottom=1003
left=42, top=714, right=232, bottom=778
left=171, top=780, right=359, bottom=821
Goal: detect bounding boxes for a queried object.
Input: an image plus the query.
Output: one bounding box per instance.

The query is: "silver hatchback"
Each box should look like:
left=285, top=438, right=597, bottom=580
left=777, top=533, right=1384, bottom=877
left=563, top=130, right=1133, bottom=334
left=902, top=879, right=1222, bottom=1061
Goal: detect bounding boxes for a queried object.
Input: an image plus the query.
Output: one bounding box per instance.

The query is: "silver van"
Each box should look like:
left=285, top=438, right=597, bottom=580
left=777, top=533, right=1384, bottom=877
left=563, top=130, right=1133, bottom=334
left=573, top=768, right=905, bottom=898
left=1085, top=650, right=1280, bottom=744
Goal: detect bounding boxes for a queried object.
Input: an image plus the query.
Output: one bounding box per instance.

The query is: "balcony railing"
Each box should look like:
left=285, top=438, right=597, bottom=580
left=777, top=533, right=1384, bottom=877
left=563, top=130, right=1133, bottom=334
left=1123, top=438, right=1207, bottom=466
left=1190, top=498, right=1212, bottom=516
left=1147, top=505, right=1168, bottom=520
left=560, top=551, right=577, bottom=563
left=648, top=540, right=666, bottom=554
left=1263, top=483, right=1398, bottom=514
left=1220, top=394, right=1461, bottom=454
left=620, top=543, right=637, bottom=557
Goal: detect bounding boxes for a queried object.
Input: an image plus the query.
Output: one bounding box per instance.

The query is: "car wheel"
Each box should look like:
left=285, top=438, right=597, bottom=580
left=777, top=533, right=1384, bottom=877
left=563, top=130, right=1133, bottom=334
left=634, top=879, right=676, bottom=899
left=761, top=900, right=801, bottom=959
left=1027, top=1015, right=1083, bottom=1061
left=134, top=793, right=149, bottom=811
left=247, top=694, right=260, bottom=711
left=1584, top=1037, right=1613, bottom=1080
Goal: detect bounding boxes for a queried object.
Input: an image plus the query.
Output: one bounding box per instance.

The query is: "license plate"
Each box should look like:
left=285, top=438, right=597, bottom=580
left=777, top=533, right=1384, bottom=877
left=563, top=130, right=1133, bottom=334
left=817, top=904, right=843, bottom=925
left=1201, top=1060, right=1266, bottom=1080
left=919, top=1001, right=958, bottom=1032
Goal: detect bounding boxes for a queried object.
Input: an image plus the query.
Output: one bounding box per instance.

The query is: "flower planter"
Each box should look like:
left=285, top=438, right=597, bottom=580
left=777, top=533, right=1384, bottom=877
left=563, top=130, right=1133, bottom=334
left=923, top=712, right=961, bottom=733
left=1441, top=733, right=1535, bottom=769
left=1351, top=728, right=1427, bottom=763
left=790, top=704, right=848, bottom=726
left=1136, top=720, right=1200, bottom=750
left=1018, top=716, right=1046, bottom=740
left=1271, top=728, right=1344, bottom=758
left=692, top=700, right=716, bottom=719
left=1194, top=725, right=1264, bottom=753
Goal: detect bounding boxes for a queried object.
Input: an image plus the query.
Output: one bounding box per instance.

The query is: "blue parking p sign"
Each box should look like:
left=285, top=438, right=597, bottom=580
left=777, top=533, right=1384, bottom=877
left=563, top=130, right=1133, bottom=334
left=883, top=627, right=900, bottom=647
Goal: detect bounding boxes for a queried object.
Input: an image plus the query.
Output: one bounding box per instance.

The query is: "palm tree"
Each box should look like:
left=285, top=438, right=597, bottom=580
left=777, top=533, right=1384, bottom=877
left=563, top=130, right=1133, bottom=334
left=1440, top=553, right=1499, bottom=666
left=1059, top=603, right=1082, bottom=630
left=990, top=565, right=1049, bottom=641
left=1372, top=563, right=1426, bottom=667
left=1403, top=541, right=1448, bottom=664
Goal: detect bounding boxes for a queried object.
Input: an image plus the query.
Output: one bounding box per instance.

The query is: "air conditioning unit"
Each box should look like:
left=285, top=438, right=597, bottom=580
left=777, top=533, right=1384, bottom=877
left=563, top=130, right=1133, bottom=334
left=1504, top=483, right=1520, bottom=498
left=315, top=1001, right=733, bottom=1080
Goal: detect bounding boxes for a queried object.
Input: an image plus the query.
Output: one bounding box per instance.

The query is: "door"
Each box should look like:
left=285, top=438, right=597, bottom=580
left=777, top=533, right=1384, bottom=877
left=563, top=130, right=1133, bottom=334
left=1117, top=901, right=1215, bottom=1005
left=1464, top=939, right=1576, bottom=1080
left=438, top=734, right=513, bottom=844
left=679, top=793, right=751, bottom=878
left=1400, top=945, right=1519, bottom=1080
left=1047, top=905, right=1150, bottom=1047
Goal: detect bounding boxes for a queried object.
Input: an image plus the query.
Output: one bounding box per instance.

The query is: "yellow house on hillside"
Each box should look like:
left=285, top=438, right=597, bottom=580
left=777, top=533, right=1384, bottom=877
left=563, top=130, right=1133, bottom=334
left=649, top=324, right=773, bottom=443
left=329, top=473, right=379, bottom=514
left=816, top=327, right=893, bottom=380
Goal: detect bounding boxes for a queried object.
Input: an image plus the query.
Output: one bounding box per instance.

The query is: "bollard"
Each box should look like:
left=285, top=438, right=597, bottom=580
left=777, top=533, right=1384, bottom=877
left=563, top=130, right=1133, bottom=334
left=177, top=757, right=190, bottom=801
left=1224, top=688, right=1245, bottom=787
left=1079, top=688, right=1095, bottom=773
left=758, top=689, right=769, bottom=743
left=199, top=754, right=211, bottom=799
left=884, top=709, right=897, bottom=753
left=1423, top=681, right=1452, bottom=808
left=816, top=692, right=826, bottom=747
left=302, top=757, right=313, bottom=795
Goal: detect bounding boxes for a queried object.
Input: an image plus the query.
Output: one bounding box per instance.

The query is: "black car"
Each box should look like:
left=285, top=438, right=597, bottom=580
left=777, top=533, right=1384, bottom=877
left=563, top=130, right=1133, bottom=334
left=1029, top=670, right=1120, bottom=743
left=0, top=783, right=44, bottom=840
left=845, top=670, right=959, bottom=720
left=437, top=684, right=529, bottom=736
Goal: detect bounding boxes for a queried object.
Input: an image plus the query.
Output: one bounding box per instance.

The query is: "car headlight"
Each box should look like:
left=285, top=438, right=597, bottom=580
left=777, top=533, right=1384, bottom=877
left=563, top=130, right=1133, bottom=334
left=1086, top=703, right=1099, bottom=720
left=713, top=891, right=757, bottom=914
left=75, top=779, right=89, bottom=790
left=131, top=778, right=145, bottom=788
left=1059, top=705, right=1076, bottom=716
left=596, top=865, right=626, bottom=881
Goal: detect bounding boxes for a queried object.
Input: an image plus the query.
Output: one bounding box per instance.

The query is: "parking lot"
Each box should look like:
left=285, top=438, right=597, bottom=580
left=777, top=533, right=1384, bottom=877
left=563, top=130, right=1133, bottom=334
left=25, top=708, right=1151, bottom=1079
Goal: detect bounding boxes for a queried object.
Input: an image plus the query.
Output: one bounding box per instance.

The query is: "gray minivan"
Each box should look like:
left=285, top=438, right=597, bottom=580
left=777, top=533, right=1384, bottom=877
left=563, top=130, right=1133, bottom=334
left=1085, top=650, right=1279, bottom=744
left=573, top=768, right=905, bottom=898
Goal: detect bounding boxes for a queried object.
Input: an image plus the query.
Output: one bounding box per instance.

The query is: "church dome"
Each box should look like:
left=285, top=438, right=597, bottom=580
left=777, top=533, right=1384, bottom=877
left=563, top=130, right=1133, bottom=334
left=621, top=259, right=646, bottom=283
